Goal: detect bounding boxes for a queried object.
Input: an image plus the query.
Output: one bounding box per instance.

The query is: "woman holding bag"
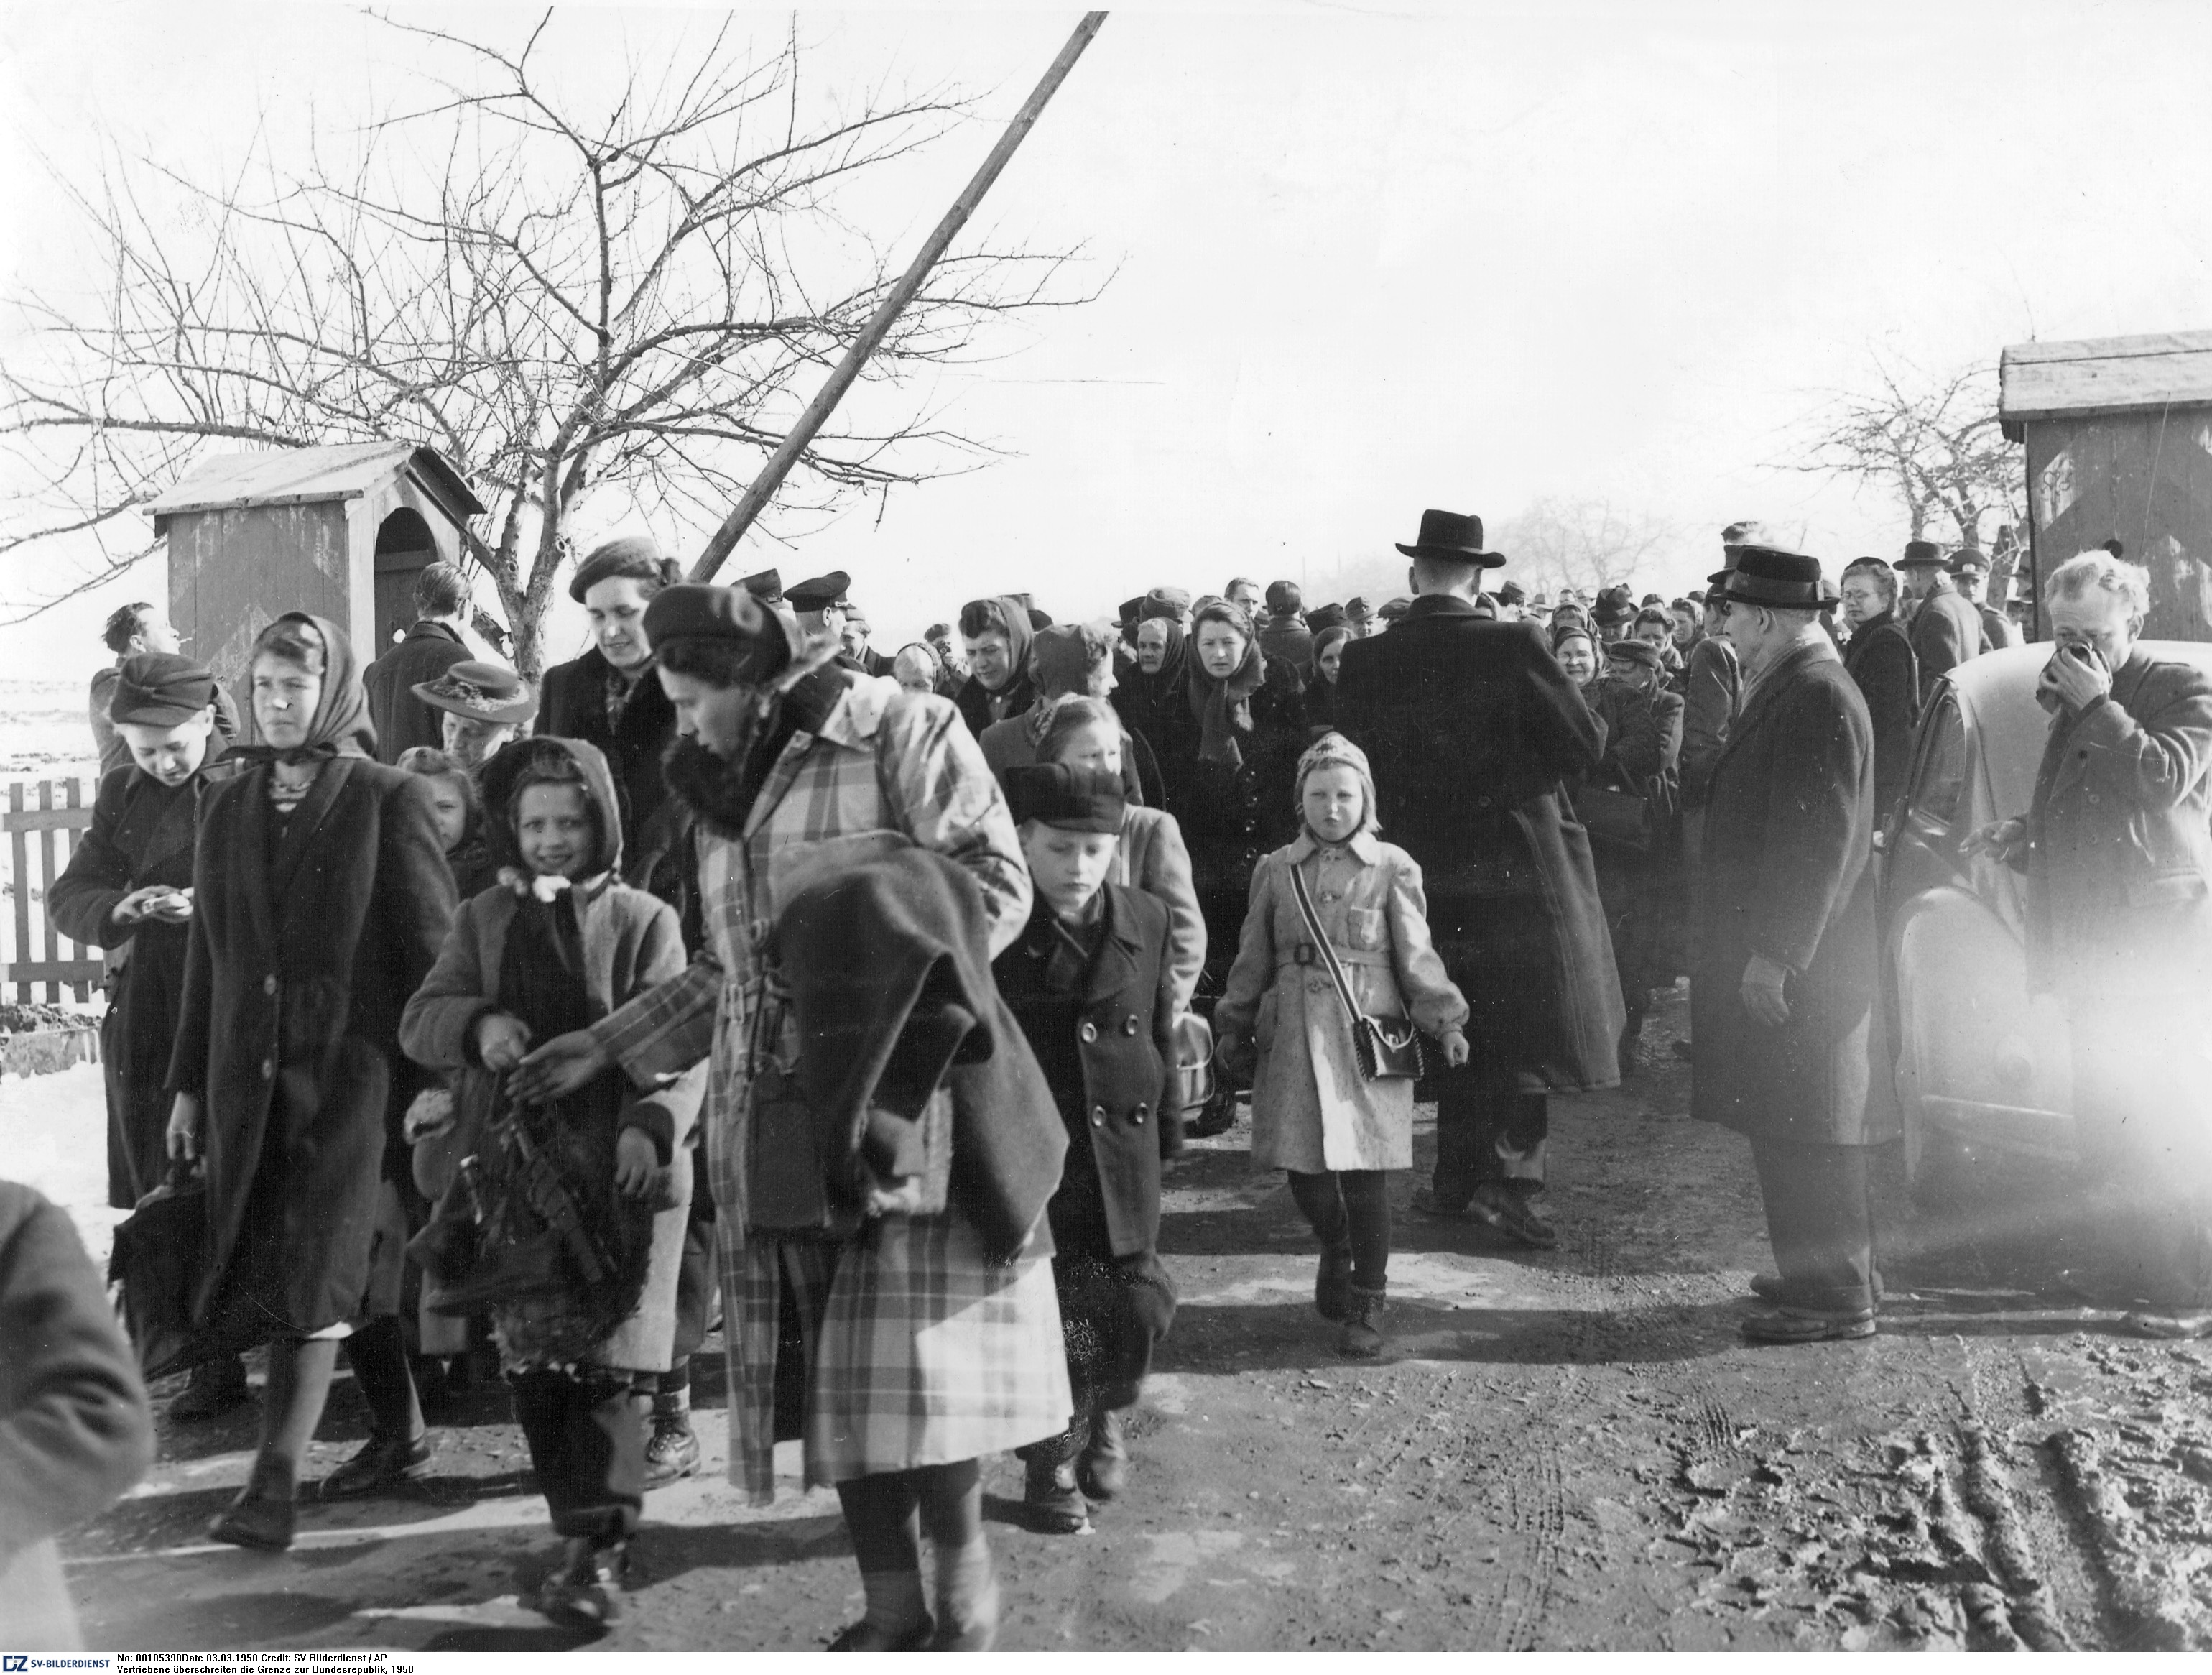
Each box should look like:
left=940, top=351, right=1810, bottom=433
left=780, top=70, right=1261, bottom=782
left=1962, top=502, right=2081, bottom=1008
left=1216, top=734, right=1469, bottom=1359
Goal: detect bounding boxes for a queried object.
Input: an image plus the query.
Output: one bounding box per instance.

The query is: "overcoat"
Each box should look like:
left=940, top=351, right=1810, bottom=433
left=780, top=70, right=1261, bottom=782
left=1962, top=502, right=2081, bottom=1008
left=994, top=883, right=1183, bottom=1257
left=1690, top=640, right=1897, bottom=1145
left=1678, top=634, right=1741, bottom=810
left=1907, top=582, right=1988, bottom=706
left=1111, top=804, right=1206, bottom=1016
left=1216, top=833, right=1468, bottom=1173
left=1840, top=609, right=1918, bottom=821
left=167, top=757, right=456, bottom=1333
left=2017, top=648, right=2212, bottom=1001
left=50, top=749, right=235, bottom=1207
left=539, top=647, right=690, bottom=906
left=1333, top=595, right=1624, bottom=1089
left=0, top=1183, right=154, bottom=1651
left=363, top=619, right=470, bottom=764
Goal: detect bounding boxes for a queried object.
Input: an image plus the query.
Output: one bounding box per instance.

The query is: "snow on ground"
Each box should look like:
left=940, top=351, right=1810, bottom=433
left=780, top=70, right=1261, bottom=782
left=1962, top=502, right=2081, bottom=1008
left=6, top=1058, right=124, bottom=1268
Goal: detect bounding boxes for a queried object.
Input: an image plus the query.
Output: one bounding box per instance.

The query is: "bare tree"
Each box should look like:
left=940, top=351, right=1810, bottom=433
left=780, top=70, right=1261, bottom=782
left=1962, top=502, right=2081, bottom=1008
left=0, top=13, right=1094, bottom=673
left=1491, top=497, right=1675, bottom=598
left=1792, top=356, right=2022, bottom=552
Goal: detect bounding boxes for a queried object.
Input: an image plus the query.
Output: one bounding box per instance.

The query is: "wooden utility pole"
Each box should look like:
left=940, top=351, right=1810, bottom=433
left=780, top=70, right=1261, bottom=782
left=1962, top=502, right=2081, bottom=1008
left=690, top=11, right=1109, bottom=583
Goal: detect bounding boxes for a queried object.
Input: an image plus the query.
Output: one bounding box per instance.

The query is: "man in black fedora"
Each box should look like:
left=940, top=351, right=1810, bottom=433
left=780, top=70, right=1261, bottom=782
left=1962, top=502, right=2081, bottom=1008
left=1697, top=546, right=1896, bottom=1342
left=1335, top=509, right=1626, bottom=1248
left=1898, top=538, right=1987, bottom=704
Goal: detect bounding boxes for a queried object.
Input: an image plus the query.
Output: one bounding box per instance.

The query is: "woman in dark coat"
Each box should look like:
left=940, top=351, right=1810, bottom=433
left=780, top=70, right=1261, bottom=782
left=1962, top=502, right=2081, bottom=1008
left=1160, top=599, right=1303, bottom=1134
left=1111, top=606, right=1197, bottom=788
left=50, top=654, right=244, bottom=1418
left=165, top=613, right=455, bottom=1550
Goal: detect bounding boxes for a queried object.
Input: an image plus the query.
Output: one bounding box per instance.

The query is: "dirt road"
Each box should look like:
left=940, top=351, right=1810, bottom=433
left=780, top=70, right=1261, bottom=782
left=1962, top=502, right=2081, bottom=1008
left=63, top=988, right=2212, bottom=1651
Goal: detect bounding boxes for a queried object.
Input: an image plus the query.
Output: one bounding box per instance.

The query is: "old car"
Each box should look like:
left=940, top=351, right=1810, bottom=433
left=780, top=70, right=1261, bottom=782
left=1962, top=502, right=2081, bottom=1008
left=1879, top=639, right=2212, bottom=1199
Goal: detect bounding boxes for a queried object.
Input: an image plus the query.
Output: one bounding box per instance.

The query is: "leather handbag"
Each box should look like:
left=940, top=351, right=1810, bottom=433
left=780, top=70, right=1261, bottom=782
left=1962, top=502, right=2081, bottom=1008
left=1575, top=783, right=1655, bottom=854
left=108, top=1160, right=213, bottom=1382
left=1287, top=861, right=1426, bottom=1081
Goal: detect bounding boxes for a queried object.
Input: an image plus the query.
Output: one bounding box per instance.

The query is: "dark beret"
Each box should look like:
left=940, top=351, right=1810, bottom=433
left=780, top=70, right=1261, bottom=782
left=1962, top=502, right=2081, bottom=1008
left=1606, top=639, right=1662, bottom=670
left=739, top=567, right=784, bottom=604
left=642, top=583, right=791, bottom=683
left=785, top=571, right=851, bottom=613
left=1306, top=603, right=1347, bottom=634
left=1004, top=762, right=1124, bottom=833
left=109, top=652, right=218, bottom=726
left=570, top=535, right=680, bottom=603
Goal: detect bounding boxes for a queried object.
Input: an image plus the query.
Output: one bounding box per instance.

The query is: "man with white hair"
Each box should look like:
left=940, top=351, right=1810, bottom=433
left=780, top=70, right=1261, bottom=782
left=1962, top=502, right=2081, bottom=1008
left=1968, top=551, right=2212, bottom=1336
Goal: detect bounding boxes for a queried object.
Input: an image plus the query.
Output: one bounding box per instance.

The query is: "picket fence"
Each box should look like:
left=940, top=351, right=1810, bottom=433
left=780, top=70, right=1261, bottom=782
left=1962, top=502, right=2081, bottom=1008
left=4, top=777, right=104, bottom=1002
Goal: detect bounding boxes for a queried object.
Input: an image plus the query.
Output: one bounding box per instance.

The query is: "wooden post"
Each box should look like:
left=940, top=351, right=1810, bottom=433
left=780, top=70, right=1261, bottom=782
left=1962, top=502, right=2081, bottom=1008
left=690, top=11, right=1109, bottom=583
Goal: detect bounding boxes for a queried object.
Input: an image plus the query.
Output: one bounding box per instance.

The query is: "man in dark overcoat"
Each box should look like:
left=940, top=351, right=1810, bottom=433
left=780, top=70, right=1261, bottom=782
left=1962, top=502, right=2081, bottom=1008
left=1336, top=509, right=1625, bottom=1249
left=1693, top=548, right=1896, bottom=1344
left=1967, top=550, right=2212, bottom=1334
left=1899, top=538, right=1987, bottom=706
left=364, top=562, right=474, bottom=763
left=1950, top=550, right=2021, bottom=650
left=1838, top=557, right=1920, bottom=823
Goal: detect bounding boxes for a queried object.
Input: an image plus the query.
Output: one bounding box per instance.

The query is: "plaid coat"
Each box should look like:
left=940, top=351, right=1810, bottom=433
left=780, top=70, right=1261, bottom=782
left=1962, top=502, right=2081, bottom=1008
left=588, top=673, right=1059, bottom=1498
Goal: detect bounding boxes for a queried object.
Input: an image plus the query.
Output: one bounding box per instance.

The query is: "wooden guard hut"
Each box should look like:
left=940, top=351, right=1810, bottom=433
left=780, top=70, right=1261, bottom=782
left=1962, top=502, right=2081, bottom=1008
left=144, top=441, right=486, bottom=693
left=1999, top=330, right=2212, bottom=643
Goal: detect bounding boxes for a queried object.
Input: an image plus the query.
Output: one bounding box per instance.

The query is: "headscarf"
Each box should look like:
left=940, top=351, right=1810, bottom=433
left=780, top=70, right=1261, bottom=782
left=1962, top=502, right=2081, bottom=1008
left=1295, top=731, right=1379, bottom=839
left=239, top=612, right=374, bottom=764
left=961, top=596, right=1035, bottom=698
left=1186, top=599, right=1267, bottom=769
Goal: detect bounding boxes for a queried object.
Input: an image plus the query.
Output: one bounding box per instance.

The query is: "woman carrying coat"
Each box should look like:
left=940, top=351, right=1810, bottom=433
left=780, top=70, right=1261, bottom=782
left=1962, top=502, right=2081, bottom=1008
left=165, top=613, right=456, bottom=1551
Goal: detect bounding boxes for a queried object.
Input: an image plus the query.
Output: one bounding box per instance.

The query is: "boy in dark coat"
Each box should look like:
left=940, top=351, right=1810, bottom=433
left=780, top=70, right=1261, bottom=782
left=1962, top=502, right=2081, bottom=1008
left=994, top=764, right=1183, bottom=1533
left=50, top=654, right=244, bottom=1419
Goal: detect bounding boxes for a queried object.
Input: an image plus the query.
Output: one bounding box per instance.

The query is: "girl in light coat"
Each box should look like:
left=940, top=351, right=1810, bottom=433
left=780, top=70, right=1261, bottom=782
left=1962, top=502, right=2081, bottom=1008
left=1217, top=733, right=1470, bottom=1357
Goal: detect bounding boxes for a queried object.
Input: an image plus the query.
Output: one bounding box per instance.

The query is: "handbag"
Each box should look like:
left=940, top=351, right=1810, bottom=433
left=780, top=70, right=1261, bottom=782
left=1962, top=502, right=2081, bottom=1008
left=1286, top=860, right=1426, bottom=1081
left=108, top=1160, right=212, bottom=1383
left=1575, top=782, right=1655, bottom=854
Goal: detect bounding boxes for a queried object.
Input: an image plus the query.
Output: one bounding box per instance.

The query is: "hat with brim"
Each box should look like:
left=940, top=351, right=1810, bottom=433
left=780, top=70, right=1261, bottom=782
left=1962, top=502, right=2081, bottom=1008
left=1343, top=596, right=1374, bottom=622
left=110, top=652, right=219, bottom=727
left=1948, top=549, right=1989, bottom=576
left=1395, top=508, right=1506, bottom=569
left=413, top=660, right=538, bottom=725
left=1709, top=545, right=1827, bottom=609
left=785, top=571, right=850, bottom=614
left=1898, top=540, right=1945, bottom=568
left=739, top=567, right=784, bottom=605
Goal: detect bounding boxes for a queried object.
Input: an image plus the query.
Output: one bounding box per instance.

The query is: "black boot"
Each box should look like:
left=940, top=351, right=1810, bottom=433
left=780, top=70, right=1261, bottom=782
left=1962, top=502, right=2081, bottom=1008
left=1018, top=1425, right=1088, bottom=1533
left=643, top=1390, right=700, bottom=1489
left=1078, top=1406, right=1132, bottom=1501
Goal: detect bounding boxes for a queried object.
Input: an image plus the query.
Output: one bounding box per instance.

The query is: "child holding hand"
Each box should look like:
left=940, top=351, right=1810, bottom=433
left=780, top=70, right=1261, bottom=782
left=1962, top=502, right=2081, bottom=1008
left=401, top=737, right=702, bottom=1633
left=1217, top=733, right=1471, bottom=1358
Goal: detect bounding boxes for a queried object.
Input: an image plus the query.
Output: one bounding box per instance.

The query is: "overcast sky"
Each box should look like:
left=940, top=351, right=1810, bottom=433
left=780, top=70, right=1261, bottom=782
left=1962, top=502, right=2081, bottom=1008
left=3, top=0, right=2209, bottom=679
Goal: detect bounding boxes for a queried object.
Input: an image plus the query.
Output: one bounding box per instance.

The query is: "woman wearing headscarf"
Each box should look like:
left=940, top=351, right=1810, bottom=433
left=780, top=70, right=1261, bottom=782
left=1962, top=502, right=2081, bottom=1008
left=1111, top=603, right=1197, bottom=783
left=1161, top=599, right=1302, bottom=1135
left=164, top=613, right=456, bottom=1551
left=953, top=596, right=1038, bottom=739
left=50, top=654, right=243, bottom=1419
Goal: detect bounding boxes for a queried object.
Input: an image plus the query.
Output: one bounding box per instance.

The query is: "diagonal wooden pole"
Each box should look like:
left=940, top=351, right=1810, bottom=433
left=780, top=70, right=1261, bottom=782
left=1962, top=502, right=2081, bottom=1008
left=690, top=11, right=1109, bottom=583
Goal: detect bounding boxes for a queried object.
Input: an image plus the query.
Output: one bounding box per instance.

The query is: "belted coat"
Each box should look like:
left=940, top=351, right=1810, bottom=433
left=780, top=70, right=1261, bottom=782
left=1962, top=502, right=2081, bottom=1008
left=1690, top=640, right=1898, bottom=1146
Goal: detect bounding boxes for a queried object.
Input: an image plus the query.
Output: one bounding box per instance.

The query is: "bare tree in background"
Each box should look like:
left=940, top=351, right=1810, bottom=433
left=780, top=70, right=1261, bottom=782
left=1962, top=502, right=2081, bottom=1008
left=0, top=13, right=1093, bottom=673
left=1491, top=497, right=1675, bottom=598
left=1793, top=357, right=2022, bottom=553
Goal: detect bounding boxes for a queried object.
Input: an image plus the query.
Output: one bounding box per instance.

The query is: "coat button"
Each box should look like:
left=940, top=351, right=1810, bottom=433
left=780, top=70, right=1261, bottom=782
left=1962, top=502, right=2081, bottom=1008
left=1122, top=1016, right=1139, bottom=1036
left=262, top=974, right=278, bottom=996
left=1079, top=1021, right=1098, bottom=1043
left=1091, top=1105, right=1106, bottom=1127
left=1134, top=1104, right=1147, bottom=1125
left=261, top=1059, right=276, bottom=1080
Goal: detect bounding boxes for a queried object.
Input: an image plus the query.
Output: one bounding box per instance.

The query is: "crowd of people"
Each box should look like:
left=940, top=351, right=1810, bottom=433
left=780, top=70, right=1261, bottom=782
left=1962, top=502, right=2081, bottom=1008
left=19, top=502, right=2206, bottom=1651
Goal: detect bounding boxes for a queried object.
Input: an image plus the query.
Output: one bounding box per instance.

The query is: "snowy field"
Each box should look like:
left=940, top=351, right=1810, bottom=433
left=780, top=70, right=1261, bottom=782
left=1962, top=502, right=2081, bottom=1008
left=6, top=1058, right=121, bottom=1269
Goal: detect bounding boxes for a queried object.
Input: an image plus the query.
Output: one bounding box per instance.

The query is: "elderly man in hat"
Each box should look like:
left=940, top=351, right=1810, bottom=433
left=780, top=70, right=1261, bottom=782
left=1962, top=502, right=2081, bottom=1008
left=1335, top=510, right=1625, bottom=1247
left=1897, top=538, right=1988, bottom=704
left=364, top=562, right=476, bottom=764
left=1698, top=546, right=1894, bottom=1343
left=1950, top=549, right=2020, bottom=650
left=410, top=660, right=537, bottom=773
left=1966, top=550, right=2212, bottom=1335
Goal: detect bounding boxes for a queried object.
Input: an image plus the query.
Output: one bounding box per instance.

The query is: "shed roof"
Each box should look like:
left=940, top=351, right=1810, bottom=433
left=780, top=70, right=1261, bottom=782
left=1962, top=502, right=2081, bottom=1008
left=144, top=440, right=485, bottom=528
left=1999, top=329, right=2212, bottom=438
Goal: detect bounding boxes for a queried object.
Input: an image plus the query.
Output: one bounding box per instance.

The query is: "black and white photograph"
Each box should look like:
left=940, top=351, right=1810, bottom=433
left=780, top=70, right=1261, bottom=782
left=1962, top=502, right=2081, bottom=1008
left=3, top=0, right=2212, bottom=1655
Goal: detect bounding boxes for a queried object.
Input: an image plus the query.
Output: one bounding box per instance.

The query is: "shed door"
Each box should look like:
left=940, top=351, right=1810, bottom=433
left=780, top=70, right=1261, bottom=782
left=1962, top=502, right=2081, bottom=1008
left=373, top=508, right=439, bottom=650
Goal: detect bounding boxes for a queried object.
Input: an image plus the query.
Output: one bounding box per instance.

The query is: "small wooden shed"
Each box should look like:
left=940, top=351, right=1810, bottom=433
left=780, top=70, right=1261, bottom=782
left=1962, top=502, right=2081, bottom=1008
left=144, top=441, right=486, bottom=691
left=1999, top=330, right=2212, bottom=642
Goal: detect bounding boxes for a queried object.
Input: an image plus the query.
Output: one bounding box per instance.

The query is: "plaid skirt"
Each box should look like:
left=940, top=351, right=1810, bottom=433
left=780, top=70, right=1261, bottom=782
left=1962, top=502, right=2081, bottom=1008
left=721, top=1209, right=1070, bottom=1503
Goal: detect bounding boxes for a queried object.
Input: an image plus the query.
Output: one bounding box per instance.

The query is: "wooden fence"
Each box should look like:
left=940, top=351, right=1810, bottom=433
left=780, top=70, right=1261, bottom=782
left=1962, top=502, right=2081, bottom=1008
left=4, top=778, right=103, bottom=1003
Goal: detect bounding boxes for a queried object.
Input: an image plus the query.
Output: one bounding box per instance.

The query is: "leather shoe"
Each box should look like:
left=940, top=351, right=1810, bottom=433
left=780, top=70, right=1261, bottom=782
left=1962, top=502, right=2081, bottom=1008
left=828, top=1618, right=935, bottom=1651
left=642, top=1398, right=700, bottom=1489
left=1740, top=1306, right=1875, bottom=1344
left=1751, top=1270, right=1887, bottom=1308
left=1020, top=1441, right=1089, bottom=1533
left=207, top=1489, right=295, bottom=1551
left=170, top=1355, right=252, bottom=1423
left=319, top=1432, right=432, bottom=1500
left=531, top=1538, right=625, bottom=1633
left=1078, top=1406, right=1131, bottom=1501
left=1467, top=1183, right=1558, bottom=1250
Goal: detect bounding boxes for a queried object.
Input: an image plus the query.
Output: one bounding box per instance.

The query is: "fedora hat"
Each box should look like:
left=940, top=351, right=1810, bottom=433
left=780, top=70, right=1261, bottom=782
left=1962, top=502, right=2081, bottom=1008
left=1395, top=509, right=1505, bottom=568
left=1709, top=545, right=1826, bottom=609
left=412, top=660, right=538, bottom=726
left=1898, top=539, right=1945, bottom=568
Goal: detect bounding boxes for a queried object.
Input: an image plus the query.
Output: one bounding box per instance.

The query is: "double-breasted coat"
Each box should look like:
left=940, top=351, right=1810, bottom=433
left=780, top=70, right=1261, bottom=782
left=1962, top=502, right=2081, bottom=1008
left=50, top=749, right=235, bottom=1207
left=1216, top=833, right=1468, bottom=1173
left=167, top=757, right=456, bottom=1334
left=1690, top=640, right=1898, bottom=1146
left=1840, top=609, right=1918, bottom=821
left=1333, top=595, right=1624, bottom=1090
